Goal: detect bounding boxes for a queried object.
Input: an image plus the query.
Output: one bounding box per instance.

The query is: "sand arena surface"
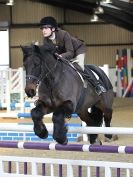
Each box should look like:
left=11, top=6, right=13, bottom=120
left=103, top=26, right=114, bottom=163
left=0, top=98, right=133, bottom=176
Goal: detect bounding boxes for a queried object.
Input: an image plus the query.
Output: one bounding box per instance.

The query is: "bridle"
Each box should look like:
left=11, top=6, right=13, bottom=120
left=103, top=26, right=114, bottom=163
left=26, top=75, right=40, bottom=85
left=25, top=52, right=60, bottom=86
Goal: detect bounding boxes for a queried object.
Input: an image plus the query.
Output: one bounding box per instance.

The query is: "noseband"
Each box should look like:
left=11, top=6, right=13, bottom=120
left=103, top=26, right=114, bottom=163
left=26, top=75, right=40, bottom=85
left=26, top=53, right=59, bottom=86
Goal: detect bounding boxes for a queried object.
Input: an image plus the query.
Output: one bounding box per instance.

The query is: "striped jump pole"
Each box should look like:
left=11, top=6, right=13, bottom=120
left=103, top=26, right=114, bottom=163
left=0, top=141, right=133, bottom=177
left=0, top=141, right=133, bottom=154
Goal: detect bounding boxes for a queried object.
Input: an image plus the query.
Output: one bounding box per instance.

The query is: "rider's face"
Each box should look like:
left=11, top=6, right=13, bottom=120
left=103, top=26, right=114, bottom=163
left=42, top=27, right=54, bottom=38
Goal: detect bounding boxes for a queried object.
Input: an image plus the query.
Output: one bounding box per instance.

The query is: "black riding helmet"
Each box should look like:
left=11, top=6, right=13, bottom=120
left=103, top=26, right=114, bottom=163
left=40, top=16, right=58, bottom=29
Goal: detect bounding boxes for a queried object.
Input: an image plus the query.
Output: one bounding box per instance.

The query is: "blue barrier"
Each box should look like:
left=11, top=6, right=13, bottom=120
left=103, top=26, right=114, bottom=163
left=17, top=113, right=79, bottom=118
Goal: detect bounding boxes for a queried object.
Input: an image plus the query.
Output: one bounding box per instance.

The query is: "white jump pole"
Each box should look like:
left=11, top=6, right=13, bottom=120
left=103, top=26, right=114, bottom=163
left=1, top=124, right=133, bottom=135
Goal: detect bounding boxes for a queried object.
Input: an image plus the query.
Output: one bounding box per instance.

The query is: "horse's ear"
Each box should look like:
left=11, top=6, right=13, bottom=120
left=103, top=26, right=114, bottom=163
left=32, top=44, right=40, bottom=53
left=20, top=45, right=30, bottom=56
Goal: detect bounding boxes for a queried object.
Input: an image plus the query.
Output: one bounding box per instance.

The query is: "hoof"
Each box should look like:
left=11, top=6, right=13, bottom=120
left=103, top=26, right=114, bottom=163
left=34, top=125, right=48, bottom=139
left=112, top=134, right=118, bottom=141
left=77, top=136, right=83, bottom=142
left=104, top=134, right=118, bottom=142
left=92, top=139, right=102, bottom=145
left=62, top=138, right=68, bottom=145
left=104, top=137, right=112, bottom=142
left=55, top=137, right=68, bottom=145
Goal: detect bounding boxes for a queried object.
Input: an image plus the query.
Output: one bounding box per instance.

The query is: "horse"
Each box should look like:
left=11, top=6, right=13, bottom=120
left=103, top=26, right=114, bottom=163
left=21, top=44, right=116, bottom=145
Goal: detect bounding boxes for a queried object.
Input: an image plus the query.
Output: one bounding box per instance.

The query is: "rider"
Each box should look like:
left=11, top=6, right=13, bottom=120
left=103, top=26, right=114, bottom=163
left=39, top=16, right=106, bottom=95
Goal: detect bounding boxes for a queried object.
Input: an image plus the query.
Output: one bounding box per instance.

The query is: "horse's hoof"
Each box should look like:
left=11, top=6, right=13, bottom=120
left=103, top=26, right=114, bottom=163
left=104, top=137, right=112, bottom=142
left=34, top=126, right=48, bottom=139
left=104, top=135, right=118, bottom=142
left=112, top=134, right=118, bottom=141
left=77, top=136, right=83, bottom=142
left=62, top=138, right=68, bottom=145
left=92, top=139, right=102, bottom=145
left=55, top=137, right=68, bottom=145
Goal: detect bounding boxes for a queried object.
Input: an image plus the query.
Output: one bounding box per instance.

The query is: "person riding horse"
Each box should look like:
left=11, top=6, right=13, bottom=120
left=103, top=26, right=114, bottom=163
left=39, top=16, right=106, bottom=96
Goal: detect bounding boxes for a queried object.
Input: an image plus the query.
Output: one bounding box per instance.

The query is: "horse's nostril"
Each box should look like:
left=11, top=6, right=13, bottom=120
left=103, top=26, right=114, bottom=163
left=26, top=89, right=36, bottom=98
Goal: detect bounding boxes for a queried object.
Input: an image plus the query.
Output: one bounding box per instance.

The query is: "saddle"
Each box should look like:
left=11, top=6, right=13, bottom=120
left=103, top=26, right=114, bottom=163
left=73, top=63, right=107, bottom=95
left=72, top=63, right=98, bottom=85
left=54, top=53, right=106, bottom=95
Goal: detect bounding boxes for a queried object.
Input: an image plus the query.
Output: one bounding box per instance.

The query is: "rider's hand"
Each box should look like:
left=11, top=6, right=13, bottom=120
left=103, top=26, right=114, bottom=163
left=55, top=53, right=62, bottom=60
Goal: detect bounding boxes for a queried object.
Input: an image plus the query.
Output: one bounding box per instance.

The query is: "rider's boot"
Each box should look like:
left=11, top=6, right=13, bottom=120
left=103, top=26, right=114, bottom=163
left=81, top=68, right=107, bottom=96
left=85, top=73, right=107, bottom=96
left=72, top=62, right=106, bottom=96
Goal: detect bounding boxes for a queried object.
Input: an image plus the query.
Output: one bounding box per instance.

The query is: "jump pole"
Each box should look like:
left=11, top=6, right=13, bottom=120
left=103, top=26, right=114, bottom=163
left=0, top=141, right=133, bottom=154
left=1, top=124, right=133, bottom=135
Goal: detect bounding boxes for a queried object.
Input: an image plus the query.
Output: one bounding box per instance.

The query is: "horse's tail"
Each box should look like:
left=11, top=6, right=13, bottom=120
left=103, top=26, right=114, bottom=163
left=86, top=64, right=113, bottom=90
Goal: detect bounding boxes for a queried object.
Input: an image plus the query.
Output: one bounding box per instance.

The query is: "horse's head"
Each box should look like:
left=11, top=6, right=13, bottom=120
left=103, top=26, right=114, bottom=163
left=21, top=45, right=42, bottom=98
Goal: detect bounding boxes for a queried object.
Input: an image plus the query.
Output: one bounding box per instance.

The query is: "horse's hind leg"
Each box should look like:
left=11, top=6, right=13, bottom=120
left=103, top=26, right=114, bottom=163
left=31, top=101, right=48, bottom=139
left=104, top=109, right=118, bottom=142
left=103, top=108, right=112, bottom=140
left=79, top=106, right=103, bottom=145
left=88, top=106, right=103, bottom=144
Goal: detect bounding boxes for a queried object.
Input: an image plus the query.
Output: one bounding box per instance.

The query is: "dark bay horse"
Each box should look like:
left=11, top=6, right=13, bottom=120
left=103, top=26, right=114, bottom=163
left=22, top=44, right=115, bottom=145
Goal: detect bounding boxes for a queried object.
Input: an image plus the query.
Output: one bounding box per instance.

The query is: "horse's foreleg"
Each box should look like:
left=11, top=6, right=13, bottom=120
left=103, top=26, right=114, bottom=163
left=52, top=101, right=73, bottom=144
left=52, top=111, right=68, bottom=144
left=31, top=103, right=48, bottom=139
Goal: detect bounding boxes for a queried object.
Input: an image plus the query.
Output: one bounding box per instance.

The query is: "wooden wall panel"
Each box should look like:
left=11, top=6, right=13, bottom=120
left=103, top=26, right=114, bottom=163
left=86, top=45, right=133, bottom=67
left=10, top=27, right=44, bottom=68
left=10, top=28, right=42, bottom=46
left=1, top=0, right=132, bottom=68
left=10, top=48, right=23, bottom=69
left=63, top=25, right=133, bottom=44
left=63, top=24, right=133, bottom=67
left=0, top=5, right=10, bottom=21
left=12, top=0, right=64, bottom=23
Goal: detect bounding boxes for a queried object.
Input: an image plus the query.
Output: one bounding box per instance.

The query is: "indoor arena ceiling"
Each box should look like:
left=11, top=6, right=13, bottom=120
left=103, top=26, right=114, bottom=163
left=37, top=0, right=133, bottom=32
left=0, top=0, right=133, bottom=31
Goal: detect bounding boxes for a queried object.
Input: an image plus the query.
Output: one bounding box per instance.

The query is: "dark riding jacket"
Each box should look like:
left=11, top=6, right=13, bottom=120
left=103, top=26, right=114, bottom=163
left=43, top=28, right=86, bottom=60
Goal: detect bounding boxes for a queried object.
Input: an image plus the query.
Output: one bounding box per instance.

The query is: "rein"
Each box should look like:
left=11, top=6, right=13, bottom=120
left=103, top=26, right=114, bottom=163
left=26, top=53, right=60, bottom=86
left=41, top=56, right=59, bottom=80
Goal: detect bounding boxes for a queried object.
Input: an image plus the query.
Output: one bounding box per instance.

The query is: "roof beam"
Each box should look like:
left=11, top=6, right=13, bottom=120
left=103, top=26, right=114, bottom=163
left=98, top=13, right=133, bottom=31
left=100, top=4, right=133, bottom=25
left=40, top=0, right=97, bottom=14
left=111, top=0, right=133, bottom=15
left=38, top=0, right=133, bottom=31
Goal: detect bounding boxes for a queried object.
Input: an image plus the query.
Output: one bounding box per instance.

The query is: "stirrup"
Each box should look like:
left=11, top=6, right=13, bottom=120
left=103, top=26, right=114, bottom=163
left=95, top=85, right=106, bottom=96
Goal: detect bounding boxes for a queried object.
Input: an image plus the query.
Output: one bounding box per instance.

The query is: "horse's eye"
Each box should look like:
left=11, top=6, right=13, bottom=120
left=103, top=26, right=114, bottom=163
left=32, top=55, right=40, bottom=66
left=34, top=61, right=40, bottom=67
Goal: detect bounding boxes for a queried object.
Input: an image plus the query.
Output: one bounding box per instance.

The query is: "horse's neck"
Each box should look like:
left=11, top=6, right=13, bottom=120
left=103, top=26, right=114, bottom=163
left=42, top=53, right=62, bottom=80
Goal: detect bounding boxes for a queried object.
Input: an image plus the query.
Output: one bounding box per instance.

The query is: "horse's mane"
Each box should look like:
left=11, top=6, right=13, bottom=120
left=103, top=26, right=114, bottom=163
left=39, top=44, right=56, bottom=55
left=22, top=44, right=56, bottom=57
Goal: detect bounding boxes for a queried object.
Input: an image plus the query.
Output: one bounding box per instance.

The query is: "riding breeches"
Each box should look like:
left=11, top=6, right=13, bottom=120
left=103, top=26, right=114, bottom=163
left=71, top=53, right=85, bottom=71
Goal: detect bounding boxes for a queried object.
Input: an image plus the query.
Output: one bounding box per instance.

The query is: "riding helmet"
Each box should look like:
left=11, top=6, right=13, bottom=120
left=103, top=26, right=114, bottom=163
left=40, top=16, right=58, bottom=29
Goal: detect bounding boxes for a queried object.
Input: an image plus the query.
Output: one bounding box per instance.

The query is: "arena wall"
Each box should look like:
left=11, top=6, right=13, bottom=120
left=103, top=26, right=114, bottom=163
left=0, top=0, right=132, bottom=69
